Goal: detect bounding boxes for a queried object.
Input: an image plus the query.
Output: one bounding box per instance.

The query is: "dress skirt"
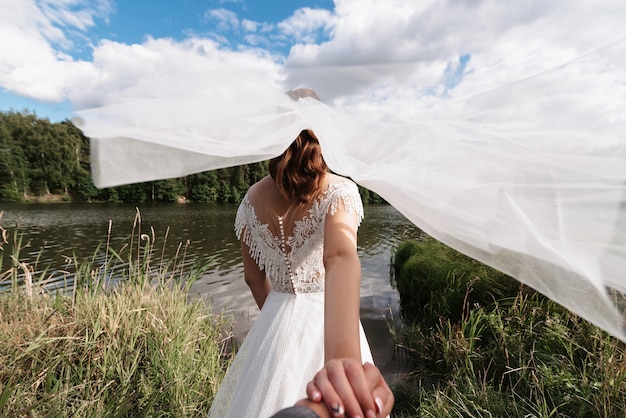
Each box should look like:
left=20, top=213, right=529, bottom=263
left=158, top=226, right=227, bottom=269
left=208, top=290, right=373, bottom=418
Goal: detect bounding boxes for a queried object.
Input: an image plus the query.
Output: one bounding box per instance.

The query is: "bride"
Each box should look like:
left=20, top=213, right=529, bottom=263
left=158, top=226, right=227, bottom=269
left=208, top=129, right=373, bottom=417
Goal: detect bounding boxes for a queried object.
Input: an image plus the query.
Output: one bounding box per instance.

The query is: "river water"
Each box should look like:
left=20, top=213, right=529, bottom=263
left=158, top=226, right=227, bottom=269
left=0, top=202, right=422, bottom=381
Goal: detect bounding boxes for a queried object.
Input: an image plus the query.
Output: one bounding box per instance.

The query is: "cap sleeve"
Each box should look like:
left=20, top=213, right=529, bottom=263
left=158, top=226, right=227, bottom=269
left=327, top=181, right=364, bottom=229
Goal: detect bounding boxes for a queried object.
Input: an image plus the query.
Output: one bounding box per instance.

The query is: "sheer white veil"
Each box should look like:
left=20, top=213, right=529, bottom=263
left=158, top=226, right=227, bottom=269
left=77, top=39, right=626, bottom=341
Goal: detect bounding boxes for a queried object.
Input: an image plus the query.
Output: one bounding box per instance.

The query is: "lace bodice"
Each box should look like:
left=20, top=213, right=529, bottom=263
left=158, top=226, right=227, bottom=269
left=235, top=180, right=363, bottom=294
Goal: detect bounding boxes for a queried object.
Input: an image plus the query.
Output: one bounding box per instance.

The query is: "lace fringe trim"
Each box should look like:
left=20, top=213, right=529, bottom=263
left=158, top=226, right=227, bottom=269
left=234, top=181, right=364, bottom=294
left=327, top=182, right=364, bottom=227
left=235, top=200, right=290, bottom=283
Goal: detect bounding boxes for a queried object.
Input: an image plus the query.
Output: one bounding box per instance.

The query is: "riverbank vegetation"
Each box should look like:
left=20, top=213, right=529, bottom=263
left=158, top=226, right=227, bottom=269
left=390, top=237, right=626, bottom=417
left=0, top=213, right=234, bottom=416
left=0, top=110, right=384, bottom=204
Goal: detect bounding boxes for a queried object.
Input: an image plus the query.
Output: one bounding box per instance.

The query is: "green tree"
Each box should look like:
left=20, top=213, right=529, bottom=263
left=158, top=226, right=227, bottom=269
left=153, top=179, right=184, bottom=202
left=230, top=186, right=241, bottom=203
left=77, top=174, right=100, bottom=202
left=3, top=111, right=42, bottom=196
left=0, top=111, right=95, bottom=200
left=191, top=184, right=217, bottom=203
left=0, top=116, right=20, bottom=200
left=217, top=182, right=232, bottom=203
left=247, top=161, right=268, bottom=184
left=60, top=120, right=93, bottom=197
left=112, top=184, right=150, bottom=203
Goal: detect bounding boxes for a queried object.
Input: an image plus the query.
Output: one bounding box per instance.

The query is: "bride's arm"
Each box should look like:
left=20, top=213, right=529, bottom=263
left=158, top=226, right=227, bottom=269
left=241, top=238, right=271, bottom=309
left=323, top=206, right=362, bottom=362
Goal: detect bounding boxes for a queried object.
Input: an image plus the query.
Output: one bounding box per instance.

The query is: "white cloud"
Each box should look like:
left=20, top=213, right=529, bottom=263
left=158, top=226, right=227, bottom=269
left=241, top=18, right=257, bottom=32
left=205, top=8, right=241, bottom=31
left=0, top=0, right=624, bottom=121
left=0, top=0, right=113, bottom=101
left=38, top=0, right=114, bottom=33
left=283, top=0, right=626, bottom=113
left=277, top=7, right=333, bottom=44
left=65, top=36, right=282, bottom=109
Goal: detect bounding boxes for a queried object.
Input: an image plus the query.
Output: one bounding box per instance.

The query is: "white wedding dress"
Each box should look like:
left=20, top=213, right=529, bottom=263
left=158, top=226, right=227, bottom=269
left=208, top=177, right=373, bottom=418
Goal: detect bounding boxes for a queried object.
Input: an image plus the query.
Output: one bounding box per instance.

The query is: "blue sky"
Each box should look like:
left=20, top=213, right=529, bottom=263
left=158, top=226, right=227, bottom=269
left=0, top=1, right=624, bottom=122
left=96, top=1, right=333, bottom=53
left=0, top=0, right=334, bottom=121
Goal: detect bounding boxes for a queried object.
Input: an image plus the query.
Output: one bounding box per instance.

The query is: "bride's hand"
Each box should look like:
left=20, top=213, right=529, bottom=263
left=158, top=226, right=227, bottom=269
left=305, top=358, right=394, bottom=417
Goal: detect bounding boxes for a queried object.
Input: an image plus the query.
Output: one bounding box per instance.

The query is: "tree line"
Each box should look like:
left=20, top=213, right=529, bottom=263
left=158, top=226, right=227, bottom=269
left=0, top=110, right=384, bottom=204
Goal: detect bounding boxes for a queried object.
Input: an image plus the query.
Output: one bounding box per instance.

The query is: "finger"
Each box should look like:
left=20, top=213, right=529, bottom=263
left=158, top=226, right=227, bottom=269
left=342, top=360, right=377, bottom=417
left=324, top=360, right=369, bottom=418
left=362, top=362, right=382, bottom=391
left=306, top=379, right=322, bottom=403
left=313, top=365, right=346, bottom=417
left=371, top=386, right=394, bottom=417
left=363, top=363, right=394, bottom=417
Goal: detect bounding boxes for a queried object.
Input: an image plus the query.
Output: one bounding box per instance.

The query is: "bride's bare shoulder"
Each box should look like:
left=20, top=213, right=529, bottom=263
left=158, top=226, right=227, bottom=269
left=246, top=176, right=286, bottom=207
left=248, top=176, right=274, bottom=194
left=326, top=173, right=355, bottom=186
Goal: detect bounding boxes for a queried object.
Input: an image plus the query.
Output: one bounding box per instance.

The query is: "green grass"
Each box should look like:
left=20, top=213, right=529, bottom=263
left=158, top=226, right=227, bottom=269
left=391, top=236, right=626, bottom=418
left=0, top=210, right=234, bottom=417
left=391, top=238, right=523, bottom=328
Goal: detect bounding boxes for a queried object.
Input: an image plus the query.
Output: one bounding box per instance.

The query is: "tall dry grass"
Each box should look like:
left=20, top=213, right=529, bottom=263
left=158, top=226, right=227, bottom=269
left=0, top=210, right=234, bottom=417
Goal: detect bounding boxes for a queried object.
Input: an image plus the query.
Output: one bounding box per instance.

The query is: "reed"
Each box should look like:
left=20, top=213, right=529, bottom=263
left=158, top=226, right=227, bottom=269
left=0, top=210, right=234, bottom=417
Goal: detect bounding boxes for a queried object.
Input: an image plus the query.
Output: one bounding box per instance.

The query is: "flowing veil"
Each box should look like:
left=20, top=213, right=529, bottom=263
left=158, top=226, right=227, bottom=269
left=77, top=38, right=626, bottom=341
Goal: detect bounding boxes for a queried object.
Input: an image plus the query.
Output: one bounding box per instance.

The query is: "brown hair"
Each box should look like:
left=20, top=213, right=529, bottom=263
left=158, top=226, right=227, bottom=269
left=269, top=129, right=328, bottom=206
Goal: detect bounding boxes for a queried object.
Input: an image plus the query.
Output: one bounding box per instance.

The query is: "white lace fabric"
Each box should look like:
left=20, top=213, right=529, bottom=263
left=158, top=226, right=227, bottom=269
left=235, top=179, right=363, bottom=294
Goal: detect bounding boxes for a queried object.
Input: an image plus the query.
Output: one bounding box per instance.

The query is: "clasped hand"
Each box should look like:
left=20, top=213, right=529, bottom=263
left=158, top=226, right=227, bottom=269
left=297, top=358, right=394, bottom=418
